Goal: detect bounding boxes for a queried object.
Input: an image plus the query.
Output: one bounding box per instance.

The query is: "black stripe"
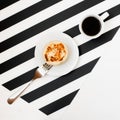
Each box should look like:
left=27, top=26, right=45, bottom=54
left=0, top=0, right=104, bottom=53
left=0, top=0, right=62, bottom=31
left=21, top=57, right=99, bottom=103
left=79, top=26, right=120, bottom=56
left=2, top=68, right=37, bottom=90
left=0, top=0, right=19, bottom=10
left=64, top=25, right=80, bottom=38
left=39, top=89, right=79, bottom=115
left=64, top=4, right=120, bottom=37
left=0, top=47, right=35, bottom=74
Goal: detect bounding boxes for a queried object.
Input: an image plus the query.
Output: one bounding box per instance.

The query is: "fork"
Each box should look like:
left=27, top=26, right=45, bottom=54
left=7, top=63, right=53, bottom=104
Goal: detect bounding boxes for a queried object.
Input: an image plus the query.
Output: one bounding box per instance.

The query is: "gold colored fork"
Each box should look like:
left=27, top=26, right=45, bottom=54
left=7, top=63, right=53, bottom=104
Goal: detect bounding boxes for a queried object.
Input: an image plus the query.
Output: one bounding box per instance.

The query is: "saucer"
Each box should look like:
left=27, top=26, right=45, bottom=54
left=35, top=32, right=79, bottom=76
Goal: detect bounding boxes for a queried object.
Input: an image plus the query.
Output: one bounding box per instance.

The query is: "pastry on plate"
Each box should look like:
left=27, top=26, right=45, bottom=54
left=43, top=41, right=68, bottom=65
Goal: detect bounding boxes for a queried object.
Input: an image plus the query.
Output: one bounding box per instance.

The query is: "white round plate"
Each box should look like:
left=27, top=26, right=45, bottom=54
left=35, top=32, right=79, bottom=76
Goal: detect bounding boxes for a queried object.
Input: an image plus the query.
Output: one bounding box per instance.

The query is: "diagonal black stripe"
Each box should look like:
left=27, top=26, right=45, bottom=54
left=2, top=68, right=37, bottom=90
left=21, top=57, right=99, bottom=103
left=64, top=25, right=80, bottom=38
left=0, top=0, right=104, bottom=53
left=64, top=4, right=120, bottom=37
left=39, top=89, right=79, bottom=115
left=0, top=0, right=62, bottom=31
left=0, top=0, right=19, bottom=10
left=79, top=26, right=120, bottom=56
left=0, top=47, right=35, bottom=74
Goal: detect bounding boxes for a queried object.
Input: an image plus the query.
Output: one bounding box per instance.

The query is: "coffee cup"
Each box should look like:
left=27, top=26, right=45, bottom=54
left=79, top=12, right=109, bottom=39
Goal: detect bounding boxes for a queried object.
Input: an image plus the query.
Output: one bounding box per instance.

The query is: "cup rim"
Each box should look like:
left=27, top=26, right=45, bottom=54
left=79, top=14, right=104, bottom=39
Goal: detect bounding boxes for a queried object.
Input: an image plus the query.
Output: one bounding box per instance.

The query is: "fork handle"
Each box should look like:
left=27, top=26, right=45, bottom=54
left=7, top=70, right=42, bottom=104
left=7, top=80, right=33, bottom=104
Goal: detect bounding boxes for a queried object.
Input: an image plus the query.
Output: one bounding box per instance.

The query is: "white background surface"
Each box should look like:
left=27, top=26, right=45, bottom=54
left=0, top=86, right=49, bottom=120
left=61, top=28, right=120, bottom=120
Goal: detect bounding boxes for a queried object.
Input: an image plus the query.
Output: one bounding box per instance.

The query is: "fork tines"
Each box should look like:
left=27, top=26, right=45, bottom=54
left=43, top=63, right=53, bottom=70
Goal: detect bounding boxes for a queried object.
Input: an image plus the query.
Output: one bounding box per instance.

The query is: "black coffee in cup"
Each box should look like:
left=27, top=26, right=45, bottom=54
left=82, top=17, right=101, bottom=36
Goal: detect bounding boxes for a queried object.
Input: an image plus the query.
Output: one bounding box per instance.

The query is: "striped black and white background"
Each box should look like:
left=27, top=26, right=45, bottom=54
left=0, top=0, right=120, bottom=117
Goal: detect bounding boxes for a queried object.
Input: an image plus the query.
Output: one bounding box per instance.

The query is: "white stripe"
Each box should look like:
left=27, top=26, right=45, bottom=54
left=77, top=42, right=110, bottom=68
left=0, top=38, right=37, bottom=63
left=28, top=82, right=80, bottom=109
left=0, top=0, right=83, bottom=42
left=6, top=79, right=80, bottom=111
left=0, top=0, right=42, bottom=21
left=0, top=58, right=37, bottom=84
